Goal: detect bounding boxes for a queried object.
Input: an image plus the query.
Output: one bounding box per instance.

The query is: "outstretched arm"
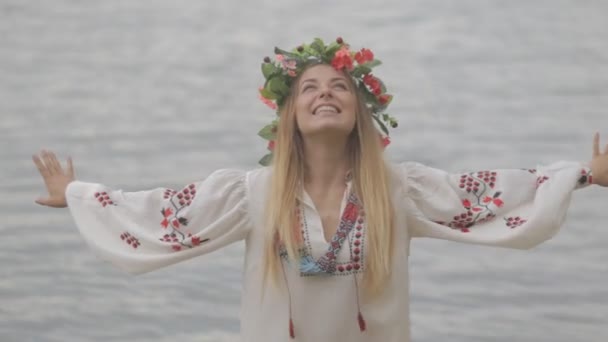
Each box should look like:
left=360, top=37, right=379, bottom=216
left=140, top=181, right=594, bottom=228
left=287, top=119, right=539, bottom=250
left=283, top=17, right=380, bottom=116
left=402, top=133, right=607, bottom=249
left=32, top=150, right=254, bottom=274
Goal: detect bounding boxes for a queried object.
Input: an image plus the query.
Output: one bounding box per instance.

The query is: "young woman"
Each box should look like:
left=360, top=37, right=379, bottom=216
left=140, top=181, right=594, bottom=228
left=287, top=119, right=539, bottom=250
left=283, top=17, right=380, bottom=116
left=33, top=37, right=608, bottom=342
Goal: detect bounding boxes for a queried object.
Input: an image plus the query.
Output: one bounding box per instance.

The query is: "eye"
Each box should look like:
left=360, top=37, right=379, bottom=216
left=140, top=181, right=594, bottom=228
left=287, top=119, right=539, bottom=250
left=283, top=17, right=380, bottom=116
left=301, top=84, right=315, bottom=92
left=334, top=83, right=348, bottom=90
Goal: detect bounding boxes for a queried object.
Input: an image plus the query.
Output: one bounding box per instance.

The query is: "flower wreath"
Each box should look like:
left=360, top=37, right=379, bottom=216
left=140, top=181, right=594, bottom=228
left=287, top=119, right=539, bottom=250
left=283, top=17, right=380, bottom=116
left=257, top=37, right=398, bottom=166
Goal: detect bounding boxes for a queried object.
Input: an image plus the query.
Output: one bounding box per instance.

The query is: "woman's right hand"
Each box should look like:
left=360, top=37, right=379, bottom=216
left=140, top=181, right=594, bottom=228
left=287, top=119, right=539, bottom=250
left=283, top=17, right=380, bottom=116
left=32, top=150, right=75, bottom=208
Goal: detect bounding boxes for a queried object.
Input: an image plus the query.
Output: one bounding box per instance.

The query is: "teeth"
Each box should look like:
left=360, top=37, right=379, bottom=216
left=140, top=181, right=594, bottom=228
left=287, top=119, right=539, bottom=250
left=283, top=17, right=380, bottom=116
left=314, top=105, right=338, bottom=114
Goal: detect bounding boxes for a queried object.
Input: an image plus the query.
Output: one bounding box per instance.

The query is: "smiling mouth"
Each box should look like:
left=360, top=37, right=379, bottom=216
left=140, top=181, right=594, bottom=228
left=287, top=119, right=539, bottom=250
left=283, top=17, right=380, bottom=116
left=313, top=105, right=341, bottom=115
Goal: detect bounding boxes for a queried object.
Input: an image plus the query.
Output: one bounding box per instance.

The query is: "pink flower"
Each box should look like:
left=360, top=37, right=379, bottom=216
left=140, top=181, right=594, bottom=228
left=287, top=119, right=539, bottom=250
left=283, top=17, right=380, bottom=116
left=276, top=54, right=296, bottom=70
left=161, top=218, right=169, bottom=228
left=331, top=46, right=354, bottom=71
left=381, top=136, right=391, bottom=148
left=258, top=88, right=277, bottom=110
left=462, top=199, right=471, bottom=208
left=354, top=48, right=374, bottom=64
left=493, top=198, right=504, bottom=207
left=282, top=59, right=297, bottom=70
left=267, top=140, right=275, bottom=151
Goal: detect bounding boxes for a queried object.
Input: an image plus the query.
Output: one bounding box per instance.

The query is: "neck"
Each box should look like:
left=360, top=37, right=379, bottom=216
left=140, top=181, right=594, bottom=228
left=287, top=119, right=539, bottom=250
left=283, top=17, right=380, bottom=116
left=302, top=137, right=351, bottom=189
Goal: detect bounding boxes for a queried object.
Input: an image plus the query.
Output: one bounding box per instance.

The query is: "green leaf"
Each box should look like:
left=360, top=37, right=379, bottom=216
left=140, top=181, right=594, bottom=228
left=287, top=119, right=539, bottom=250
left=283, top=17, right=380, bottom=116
left=274, top=47, right=299, bottom=59
left=261, top=63, right=279, bottom=79
left=358, top=82, right=377, bottom=104
left=259, top=153, right=273, bottom=166
left=379, top=78, right=387, bottom=94
left=352, top=65, right=372, bottom=78
left=311, top=38, right=326, bottom=54
left=373, top=114, right=389, bottom=135
left=258, top=124, right=277, bottom=140
left=326, top=42, right=341, bottom=55
left=259, top=87, right=277, bottom=100
left=268, top=78, right=289, bottom=96
left=362, top=59, right=382, bottom=68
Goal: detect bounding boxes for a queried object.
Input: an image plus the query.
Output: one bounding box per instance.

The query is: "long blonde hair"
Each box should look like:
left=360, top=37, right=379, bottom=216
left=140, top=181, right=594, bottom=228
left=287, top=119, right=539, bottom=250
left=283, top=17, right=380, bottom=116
left=263, top=66, right=395, bottom=296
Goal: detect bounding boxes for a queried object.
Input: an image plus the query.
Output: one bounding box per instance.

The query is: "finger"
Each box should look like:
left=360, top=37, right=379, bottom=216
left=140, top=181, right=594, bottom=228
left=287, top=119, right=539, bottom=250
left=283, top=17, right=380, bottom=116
left=593, top=132, right=600, bottom=158
left=67, top=156, right=75, bottom=178
left=48, top=151, right=64, bottom=174
left=32, top=154, right=50, bottom=177
left=42, top=150, right=58, bottom=174
left=35, top=197, right=49, bottom=206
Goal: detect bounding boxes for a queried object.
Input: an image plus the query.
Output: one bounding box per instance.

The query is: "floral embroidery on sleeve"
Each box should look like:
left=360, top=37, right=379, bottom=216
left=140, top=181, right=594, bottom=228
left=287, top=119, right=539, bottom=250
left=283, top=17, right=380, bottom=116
left=158, top=184, right=209, bottom=252
left=94, top=191, right=116, bottom=207
left=435, top=170, right=503, bottom=232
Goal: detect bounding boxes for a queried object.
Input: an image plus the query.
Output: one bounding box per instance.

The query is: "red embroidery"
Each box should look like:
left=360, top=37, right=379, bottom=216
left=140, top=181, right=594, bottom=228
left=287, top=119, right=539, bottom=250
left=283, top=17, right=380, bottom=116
left=120, top=232, right=140, bottom=249
left=578, top=168, right=593, bottom=186
left=504, top=216, right=527, bottom=228
left=94, top=191, right=116, bottom=207
left=536, top=175, right=549, bottom=188
left=436, top=171, right=504, bottom=232
left=159, top=183, right=209, bottom=252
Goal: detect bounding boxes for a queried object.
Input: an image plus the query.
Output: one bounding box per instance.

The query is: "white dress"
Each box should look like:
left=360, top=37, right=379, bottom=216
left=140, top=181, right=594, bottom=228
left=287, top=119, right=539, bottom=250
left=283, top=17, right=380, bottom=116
left=65, top=161, right=593, bottom=342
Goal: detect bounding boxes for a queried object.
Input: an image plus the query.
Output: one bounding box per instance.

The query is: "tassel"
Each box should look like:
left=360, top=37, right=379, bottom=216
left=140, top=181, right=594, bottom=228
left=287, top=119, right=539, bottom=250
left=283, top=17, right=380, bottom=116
left=289, top=318, right=295, bottom=338
left=357, top=311, right=366, bottom=332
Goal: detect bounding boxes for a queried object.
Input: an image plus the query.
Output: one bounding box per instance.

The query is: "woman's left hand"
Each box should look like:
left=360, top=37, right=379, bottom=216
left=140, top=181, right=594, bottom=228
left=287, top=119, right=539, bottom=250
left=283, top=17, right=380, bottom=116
left=590, top=132, right=608, bottom=187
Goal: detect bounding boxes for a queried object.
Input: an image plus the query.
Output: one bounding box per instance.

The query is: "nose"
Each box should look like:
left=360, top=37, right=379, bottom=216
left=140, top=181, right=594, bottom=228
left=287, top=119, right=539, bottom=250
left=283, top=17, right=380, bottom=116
left=319, top=85, right=333, bottom=99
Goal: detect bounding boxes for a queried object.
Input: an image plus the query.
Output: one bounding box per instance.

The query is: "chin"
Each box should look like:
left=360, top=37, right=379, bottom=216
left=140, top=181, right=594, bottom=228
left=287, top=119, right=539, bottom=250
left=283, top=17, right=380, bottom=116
left=306, top=124, right=354, bottom=137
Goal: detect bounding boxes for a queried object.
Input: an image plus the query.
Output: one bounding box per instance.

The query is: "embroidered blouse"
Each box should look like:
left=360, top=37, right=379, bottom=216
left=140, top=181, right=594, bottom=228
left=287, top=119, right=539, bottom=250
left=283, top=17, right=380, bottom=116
left=65, top=161, right=593, bottom=342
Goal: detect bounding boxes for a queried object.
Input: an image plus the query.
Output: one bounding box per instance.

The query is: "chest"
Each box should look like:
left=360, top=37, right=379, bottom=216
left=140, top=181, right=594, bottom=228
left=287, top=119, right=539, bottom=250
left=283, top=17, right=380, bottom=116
left=307, top=190, right=346, bottom=243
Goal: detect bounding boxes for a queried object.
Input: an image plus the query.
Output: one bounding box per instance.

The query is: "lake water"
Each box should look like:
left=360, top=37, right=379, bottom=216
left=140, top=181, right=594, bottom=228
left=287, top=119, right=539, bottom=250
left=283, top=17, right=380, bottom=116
left=1, top=0, right=607, bottom=341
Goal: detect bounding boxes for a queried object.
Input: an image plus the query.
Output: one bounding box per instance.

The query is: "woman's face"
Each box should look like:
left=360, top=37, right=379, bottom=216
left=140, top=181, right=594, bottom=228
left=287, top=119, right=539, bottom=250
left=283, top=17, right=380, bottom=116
left=294, top=64, right=357, bottom=139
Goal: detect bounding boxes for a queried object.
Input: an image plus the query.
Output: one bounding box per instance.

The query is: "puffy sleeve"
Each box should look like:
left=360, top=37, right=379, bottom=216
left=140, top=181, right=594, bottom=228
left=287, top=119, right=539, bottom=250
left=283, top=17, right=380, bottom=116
left=65, top=169, right=253, bottom=274
left=401, top=161, right=593, bottom=249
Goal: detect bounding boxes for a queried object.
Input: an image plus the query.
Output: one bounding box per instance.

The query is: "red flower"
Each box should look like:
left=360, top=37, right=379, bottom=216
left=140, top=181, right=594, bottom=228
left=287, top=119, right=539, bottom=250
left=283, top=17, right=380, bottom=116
left=331, top=47, right=354, bottom=71
left=172, top=219, right=180, bottom=228
left=378, top=94, right=392, bottom=105
left=462, top=199, right=471, bottom=208
left=492, top=198, right=504, bottom=207
left=362, top=74, right=381, bottom=95
left=267, top=140, right=275, bottom=151
left=483, top=196, right=492, bottom=203
left=161, top=218, right=169, bottom=228
left=354, top=48, right=374, bottom=64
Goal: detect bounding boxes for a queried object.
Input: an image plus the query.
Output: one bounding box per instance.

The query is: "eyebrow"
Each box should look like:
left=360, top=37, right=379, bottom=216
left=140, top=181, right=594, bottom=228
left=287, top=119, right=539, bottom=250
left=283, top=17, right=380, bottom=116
left=300, top=77, right=348, bottom=86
